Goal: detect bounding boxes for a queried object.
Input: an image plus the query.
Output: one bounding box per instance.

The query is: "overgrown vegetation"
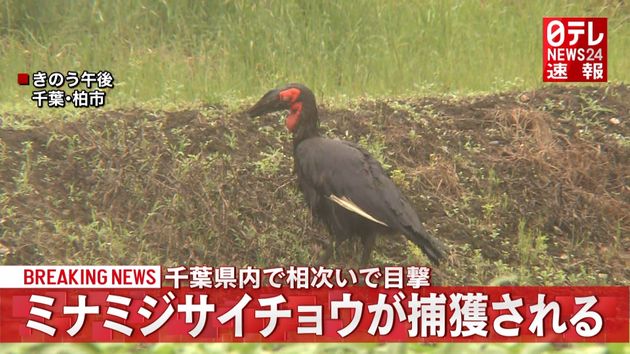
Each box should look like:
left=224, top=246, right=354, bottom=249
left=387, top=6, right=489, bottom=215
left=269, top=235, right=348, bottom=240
left=1, top=0, right=629, bottom=106
left=1, top=342, right=628, bottom=354
left=1, top=85, right=627, bottom=286
left=1, top=1, right=628, bottom=353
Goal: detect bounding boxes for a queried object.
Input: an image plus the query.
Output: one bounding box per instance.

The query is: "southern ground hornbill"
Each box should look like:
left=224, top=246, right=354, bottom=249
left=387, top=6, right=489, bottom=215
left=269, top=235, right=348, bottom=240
left=248, top=83, right=447, bottom=265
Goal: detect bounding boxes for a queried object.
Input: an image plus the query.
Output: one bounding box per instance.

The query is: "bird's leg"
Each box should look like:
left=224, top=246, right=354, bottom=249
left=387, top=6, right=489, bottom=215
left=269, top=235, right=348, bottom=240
left=317, top=240, right=335, bottom=264
left=360, top=234, right=377, bottom=266
left=318, top=217, right=344, bottom=265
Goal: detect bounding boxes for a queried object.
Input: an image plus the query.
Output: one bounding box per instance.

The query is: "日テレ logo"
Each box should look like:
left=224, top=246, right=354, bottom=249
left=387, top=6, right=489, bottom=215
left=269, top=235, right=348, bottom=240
left=543, top=18, right=607, bottom=82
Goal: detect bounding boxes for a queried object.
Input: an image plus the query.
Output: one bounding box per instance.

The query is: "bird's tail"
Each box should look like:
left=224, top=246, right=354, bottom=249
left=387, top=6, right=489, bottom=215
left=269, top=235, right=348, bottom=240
left=404, top=225, right=447, bottom=265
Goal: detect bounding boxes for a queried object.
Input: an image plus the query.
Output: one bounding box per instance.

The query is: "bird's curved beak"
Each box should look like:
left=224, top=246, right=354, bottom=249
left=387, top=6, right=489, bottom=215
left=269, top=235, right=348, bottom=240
left=247, top=89, right=291, bottom=117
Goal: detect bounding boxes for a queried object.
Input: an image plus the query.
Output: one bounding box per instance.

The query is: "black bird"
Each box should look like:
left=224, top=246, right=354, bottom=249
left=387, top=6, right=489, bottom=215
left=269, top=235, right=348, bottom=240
left=248, top=83, right=447, bottom=265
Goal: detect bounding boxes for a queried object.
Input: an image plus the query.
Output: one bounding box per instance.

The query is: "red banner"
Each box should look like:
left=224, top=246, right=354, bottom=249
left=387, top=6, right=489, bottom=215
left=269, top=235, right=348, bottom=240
left=0, top=286, right=627, bottom=342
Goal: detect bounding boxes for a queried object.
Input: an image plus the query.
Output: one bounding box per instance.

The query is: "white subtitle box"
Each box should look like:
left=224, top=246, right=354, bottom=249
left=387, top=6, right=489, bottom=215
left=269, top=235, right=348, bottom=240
left=0, top=266, right=161, bottom=288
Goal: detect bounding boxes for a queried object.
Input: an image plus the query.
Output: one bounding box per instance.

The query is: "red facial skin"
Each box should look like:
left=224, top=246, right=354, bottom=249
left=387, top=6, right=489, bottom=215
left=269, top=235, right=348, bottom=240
left=279, top=88, right=302, bottom=132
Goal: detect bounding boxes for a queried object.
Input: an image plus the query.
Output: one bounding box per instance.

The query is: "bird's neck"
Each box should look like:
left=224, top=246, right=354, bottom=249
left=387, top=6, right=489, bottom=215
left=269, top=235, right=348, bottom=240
left=292, top=102, right=320, bottom=147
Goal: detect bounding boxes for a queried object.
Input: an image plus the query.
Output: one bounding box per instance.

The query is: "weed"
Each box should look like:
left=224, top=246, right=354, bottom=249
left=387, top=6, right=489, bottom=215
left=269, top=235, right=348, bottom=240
left=14, top=141, right=34, bottom=194
left=1, top=1, right=629, bottom=107
left=359, top=135, right=391, bottom=171
left=253, top=147, right=286, bottom=176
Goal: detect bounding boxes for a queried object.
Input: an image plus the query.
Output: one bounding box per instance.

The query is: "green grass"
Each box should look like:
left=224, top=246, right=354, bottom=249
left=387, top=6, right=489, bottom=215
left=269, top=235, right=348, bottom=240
left=1, top=343, right=628, bottom=354
left=1, top=0, right=629, bottom=108
left=1, top=2, right=628, bottom=352
left=1, top=85, right=627, bottom=283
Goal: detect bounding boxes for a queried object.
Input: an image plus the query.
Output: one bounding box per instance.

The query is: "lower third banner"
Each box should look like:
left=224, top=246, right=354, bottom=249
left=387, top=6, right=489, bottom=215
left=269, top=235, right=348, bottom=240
left=0, top=286, right=627, bottom=342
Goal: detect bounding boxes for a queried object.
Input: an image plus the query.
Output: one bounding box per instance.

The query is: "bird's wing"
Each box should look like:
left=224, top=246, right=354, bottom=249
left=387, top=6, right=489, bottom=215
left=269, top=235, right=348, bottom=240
left=294, top=137, right=423, bottom=232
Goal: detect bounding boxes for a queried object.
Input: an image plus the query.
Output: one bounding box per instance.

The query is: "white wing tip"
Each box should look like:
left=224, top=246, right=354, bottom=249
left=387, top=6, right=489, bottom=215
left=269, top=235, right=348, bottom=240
left=328, top=194, right=389, bottom=227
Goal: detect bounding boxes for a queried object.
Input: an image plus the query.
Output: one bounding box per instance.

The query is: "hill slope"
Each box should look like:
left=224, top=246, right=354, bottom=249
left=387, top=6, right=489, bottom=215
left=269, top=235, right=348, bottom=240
left=0, top=85, right=628, bottom=285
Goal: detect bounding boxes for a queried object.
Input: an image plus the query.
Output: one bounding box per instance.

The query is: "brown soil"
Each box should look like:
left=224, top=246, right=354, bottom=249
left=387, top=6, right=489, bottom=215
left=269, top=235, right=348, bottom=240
left=0, top=85, right=628, bottom=285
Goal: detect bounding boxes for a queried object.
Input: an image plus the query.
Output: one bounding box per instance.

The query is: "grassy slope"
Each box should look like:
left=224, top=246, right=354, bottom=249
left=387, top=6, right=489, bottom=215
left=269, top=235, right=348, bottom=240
left=1, top=87, right=629, bottom=351
left=1, top=85, right=627, bottom=286
left=1, top=342, right=629, bottom=354
left=1, top=1, right=629, bottom=353
left=1, top=0, right=629, bottom=106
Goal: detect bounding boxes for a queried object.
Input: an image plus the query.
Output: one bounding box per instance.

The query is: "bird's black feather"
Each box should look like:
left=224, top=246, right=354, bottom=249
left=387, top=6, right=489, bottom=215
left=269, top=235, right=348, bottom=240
left=295, top=137, right=446, bottom=264
left=249, top=83, right=447, bottom=265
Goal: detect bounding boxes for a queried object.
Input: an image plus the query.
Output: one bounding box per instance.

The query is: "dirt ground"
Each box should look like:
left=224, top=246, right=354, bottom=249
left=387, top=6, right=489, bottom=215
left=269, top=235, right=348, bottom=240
left=0, top=85, right=628, bottom=285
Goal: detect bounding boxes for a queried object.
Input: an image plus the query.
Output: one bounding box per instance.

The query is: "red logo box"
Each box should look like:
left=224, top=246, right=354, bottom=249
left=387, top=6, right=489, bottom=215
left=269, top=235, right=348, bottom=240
left=17, top=73, right=30, bottom=85
left=543, top=17, right=607, bottom=82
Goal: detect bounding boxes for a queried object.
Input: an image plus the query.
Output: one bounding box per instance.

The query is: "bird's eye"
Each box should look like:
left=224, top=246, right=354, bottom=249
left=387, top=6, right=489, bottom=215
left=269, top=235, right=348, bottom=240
left=278, top=88, right=301, bottom=103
